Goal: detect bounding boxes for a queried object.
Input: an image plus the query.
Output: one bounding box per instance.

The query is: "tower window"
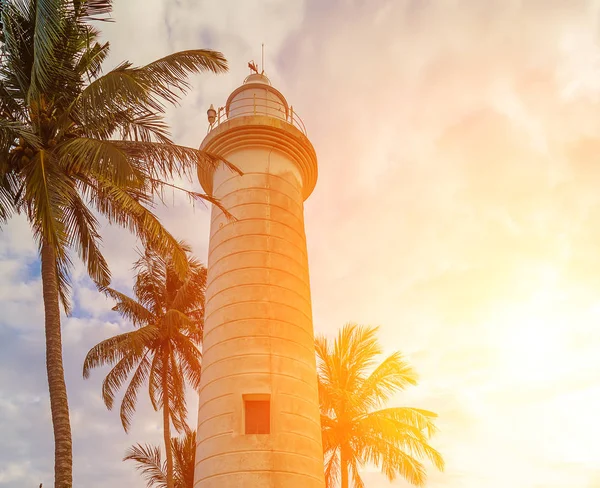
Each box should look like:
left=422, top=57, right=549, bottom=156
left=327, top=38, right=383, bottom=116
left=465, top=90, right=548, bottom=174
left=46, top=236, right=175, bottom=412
left=244, top=399, right=270, bottom=434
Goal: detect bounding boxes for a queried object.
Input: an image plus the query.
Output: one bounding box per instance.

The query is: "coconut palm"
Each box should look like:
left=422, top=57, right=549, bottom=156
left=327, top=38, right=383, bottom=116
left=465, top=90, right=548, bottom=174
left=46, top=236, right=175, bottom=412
left=316, top=324, right=445, bottom=488
left=0, top=1, right=228, bottom=486
left=83, top=244, right=205, bottom=488
left=124, top=430, right=196, bottom=488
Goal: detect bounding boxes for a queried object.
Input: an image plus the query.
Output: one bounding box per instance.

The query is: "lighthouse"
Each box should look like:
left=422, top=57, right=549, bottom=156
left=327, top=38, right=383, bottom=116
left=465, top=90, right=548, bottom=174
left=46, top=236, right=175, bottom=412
left=194, top=69, right=325, bottom=487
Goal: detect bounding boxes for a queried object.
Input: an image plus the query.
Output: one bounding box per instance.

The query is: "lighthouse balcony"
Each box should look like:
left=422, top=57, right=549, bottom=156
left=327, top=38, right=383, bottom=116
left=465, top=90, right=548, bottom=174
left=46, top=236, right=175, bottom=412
left=207, top=94, right=308, bottom=136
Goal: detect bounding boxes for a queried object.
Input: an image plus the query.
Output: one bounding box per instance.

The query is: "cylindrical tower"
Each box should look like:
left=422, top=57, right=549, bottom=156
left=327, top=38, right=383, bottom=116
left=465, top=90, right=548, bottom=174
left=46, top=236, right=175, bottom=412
left=194, top=72, right=324, bottom=487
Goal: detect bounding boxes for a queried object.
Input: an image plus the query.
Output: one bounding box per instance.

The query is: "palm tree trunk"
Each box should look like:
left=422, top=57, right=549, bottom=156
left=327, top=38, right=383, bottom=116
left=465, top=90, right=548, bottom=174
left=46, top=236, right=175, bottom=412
left=340, top=447, right=349, bottom=488
left=163, top=355, right=174, bottom=488
left=41, top=241, right=73, bottom=488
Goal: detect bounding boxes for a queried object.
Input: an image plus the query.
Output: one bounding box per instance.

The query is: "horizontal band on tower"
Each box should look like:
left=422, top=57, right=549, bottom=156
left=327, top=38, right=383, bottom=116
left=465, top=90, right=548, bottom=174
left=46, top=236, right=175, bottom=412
left=207, top=232, right=308, bottom=263
left=213, top=174, right=304, bottom=203
left=194, top=469, right=325, bottom=484
left=201, top=333, right=315, bottom=361
left=202, top=316, right=316, bottom=346
left=201, top=351, right=317, bottom=376
left=206, top=249, right=309, bottom=283
left=198, top=370, right=318, bottom=397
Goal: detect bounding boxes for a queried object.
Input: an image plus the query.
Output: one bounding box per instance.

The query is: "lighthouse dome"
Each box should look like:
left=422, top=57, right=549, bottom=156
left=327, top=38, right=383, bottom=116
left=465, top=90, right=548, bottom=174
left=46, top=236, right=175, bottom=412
left=242, top=72, right=271, bottom=85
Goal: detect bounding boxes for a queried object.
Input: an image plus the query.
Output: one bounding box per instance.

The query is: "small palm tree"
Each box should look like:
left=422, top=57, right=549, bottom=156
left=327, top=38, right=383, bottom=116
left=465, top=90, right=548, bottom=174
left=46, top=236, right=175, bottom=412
left=124, top=430, right=196, bottom=488
left=316, top=324, right=444, bottom=488
left=0, top=2, right=228, bottom=486
left=83, top=244, right=205, bottom=488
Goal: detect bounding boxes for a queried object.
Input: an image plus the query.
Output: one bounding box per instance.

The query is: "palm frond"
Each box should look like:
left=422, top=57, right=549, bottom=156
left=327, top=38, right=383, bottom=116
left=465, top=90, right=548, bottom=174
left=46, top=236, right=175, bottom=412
left=74, top=61, right=166, bottom=123
left=110, top=140, right=230, bottom=181
left=74, top=39, right=110, bottom=81
left=146, top=176, right=234, bottom=220
left=0, top=80, right=26, bottom=118
left=74, top=105, right=173, bottom=144
left=73, top=50, right=227, bottom=130
left=321, top=414, right=340, bottom=456
left=84, top=177, right=189, bottom=277
left=163, top=309, right=197, bottom=335
left=0, top=1, right=34, bottom=95
left=173, top=337, right=202, bottom=391
left=132, top=246, right=168, bottom=313
left=101, top=349, right=143, bottom=411
left=323, top=447, right=340, bottom=488
left=73, top=0, right=113, bottom=22
left=170, top=261, right=206, bottom=312
left=30, top=0, right=66, bottom=97
left=0, top=119, right=41, bottom=148
left=124, top=432, right=196, bottom=488
left=118, top=111, right=172, bottom=143
left=366, top=407, right=438, bottom=437
left=316, top=333, right=354, bottom=418
left=354, top=411, right=426, bottom=454
left=0, top=173, right=16, bottom=223
left=102, top=287, right=154, bottom=327
left=53, top=241, right=74, bottom=314
left=123, top=443, right=167, bottom=488
left=64, top=189, right=110, bottom=287
left=362, top=435, right=428, bottom=487
left=120, top=352, right=152, bottom=432
left=22, top=149, right=69, bottom=250
left=315, top=335, right=333, bottom=394
left=349, top=457, right=366, bottom=488
left=167, top=353, right=188, bottom=433
left=148, top=349, right=164, bottom=411
left=396, top=433, right=445, bottom=471
left=355, top=352, right=418, bottom=410
left=134, top=49, right=228, bottom=105
left=83, top=326, right=157, bottom=379
left=172, top=430, right=195, bottom=488
left=58, top=137, right=143, bottom=186
left=334, top=324, right=381, bottom=384
left=175, top=313, right=202, bottom=346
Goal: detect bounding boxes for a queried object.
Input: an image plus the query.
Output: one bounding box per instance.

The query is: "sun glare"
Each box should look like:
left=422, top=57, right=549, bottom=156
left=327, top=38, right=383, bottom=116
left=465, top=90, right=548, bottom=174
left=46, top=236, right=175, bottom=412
left=487, top=265, right=596, bottom=385
left=474, top=264, right=600, bottom=469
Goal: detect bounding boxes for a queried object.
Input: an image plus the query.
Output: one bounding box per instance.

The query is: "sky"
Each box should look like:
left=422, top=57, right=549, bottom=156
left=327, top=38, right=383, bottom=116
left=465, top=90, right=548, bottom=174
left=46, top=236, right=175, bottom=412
left=1, top=0, right=600, bottom=486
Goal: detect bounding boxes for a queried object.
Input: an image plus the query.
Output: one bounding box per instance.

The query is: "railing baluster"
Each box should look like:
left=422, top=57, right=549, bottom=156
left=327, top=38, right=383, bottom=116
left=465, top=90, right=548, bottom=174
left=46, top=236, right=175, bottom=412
left=207, top=97, right=306, bottom=135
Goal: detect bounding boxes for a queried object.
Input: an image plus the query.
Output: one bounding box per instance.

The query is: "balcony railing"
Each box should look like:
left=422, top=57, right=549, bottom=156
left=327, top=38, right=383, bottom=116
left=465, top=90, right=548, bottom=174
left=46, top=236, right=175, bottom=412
left=207, top=95, right=308, bottom=136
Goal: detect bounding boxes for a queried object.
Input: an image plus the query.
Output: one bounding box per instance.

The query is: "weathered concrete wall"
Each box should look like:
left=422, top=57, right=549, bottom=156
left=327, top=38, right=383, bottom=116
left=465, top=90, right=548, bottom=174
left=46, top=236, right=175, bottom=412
left=194, top=117, right=325, bottom=487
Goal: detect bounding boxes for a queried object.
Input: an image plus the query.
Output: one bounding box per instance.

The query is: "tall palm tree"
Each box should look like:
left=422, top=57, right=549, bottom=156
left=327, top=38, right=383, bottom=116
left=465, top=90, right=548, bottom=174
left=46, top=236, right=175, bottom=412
left=316, top=324, right=445, bottom=488
left=83, top=244, right=205, bottom=488
left=0, top=2, right=228, bottom=486
left=124, top=430, right=196, bottom=488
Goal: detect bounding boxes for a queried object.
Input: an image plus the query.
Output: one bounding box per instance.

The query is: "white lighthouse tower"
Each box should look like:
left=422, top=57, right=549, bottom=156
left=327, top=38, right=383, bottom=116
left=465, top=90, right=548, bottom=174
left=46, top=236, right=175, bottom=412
left=194, top=68, right=325, bottom=487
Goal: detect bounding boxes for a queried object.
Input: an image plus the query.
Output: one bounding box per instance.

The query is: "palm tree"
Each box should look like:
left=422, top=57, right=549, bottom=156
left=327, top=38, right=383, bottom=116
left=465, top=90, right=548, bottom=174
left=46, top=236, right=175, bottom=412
left=316, top=324, right=445, bottom=488
left=0, top=2, right=228, bottom=486
left=83, top=244, right=205, bottom=488
left=124, top=430, right=196, bottom=488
